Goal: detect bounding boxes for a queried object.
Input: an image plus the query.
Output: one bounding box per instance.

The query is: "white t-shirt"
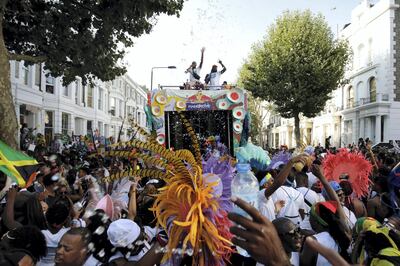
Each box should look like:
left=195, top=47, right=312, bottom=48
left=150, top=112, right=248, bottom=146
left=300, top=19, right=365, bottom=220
left=343, top=205, right=357, bottom=229
left=38, top=228, right=69, bottom=266
left=314, top=231, right=338, bottom=266
left=256, top=252, right=299, bottom=266
left=209, top=71, right=222, bottom=87
left=296, top=187, right=322, bottom=230
left=188, top=67, right=201, bottom=82
left=271, top=186, right=306, bottom=225
left=83, top=256, right=101, bottom=266
left=258, top=189, right=276, bottom=221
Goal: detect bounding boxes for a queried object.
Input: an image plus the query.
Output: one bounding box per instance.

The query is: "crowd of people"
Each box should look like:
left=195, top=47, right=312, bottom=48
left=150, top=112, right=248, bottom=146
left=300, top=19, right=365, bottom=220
left=2, top=129, right=400, bottom=266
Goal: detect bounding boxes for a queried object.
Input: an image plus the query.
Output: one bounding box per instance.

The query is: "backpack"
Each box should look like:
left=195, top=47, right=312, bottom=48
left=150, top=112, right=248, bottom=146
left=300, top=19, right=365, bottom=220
left=281, top=187, right=301, bottom=222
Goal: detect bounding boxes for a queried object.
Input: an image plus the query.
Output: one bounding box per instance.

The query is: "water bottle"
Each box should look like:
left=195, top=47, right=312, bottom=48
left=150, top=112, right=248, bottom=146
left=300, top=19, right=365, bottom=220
left=231, top=163, right=259, bottom=257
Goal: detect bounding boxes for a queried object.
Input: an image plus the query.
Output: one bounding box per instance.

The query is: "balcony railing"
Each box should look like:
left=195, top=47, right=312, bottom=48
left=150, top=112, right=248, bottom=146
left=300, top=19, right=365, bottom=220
left=345, top=93, right=390, bottom=109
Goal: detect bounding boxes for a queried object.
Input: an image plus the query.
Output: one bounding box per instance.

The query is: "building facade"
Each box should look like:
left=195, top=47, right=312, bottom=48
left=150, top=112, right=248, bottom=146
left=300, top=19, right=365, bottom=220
left=266, top=0, right=400, bottom=148
left=10, top=61, right=148, bottom=144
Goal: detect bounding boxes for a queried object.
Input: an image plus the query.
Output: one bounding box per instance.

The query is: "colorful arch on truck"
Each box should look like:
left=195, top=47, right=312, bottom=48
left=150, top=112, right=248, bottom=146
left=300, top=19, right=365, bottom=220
left=147, top=88, right=248, bottom=155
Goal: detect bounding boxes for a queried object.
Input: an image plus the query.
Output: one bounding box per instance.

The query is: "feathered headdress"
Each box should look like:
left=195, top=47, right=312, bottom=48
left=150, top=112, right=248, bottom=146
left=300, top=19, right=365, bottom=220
left=100, top=114, right=232, bottom=266
left=267, top=151, right=292, bottom=170
left=202, top=154, right=236, bottom=212
left=236, top=142, right=271, bottom=171
left=322, top=148, right=372, bottom=198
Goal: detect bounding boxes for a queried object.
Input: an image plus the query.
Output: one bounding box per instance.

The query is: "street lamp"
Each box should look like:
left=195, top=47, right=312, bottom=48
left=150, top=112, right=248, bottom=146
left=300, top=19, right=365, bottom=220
left=151, top=66, right=176, bottom=91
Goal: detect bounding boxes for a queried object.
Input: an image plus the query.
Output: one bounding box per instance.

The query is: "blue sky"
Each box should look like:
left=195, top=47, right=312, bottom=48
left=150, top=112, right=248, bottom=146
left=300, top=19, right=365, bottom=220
left=126, top=0, right=362, bottom=89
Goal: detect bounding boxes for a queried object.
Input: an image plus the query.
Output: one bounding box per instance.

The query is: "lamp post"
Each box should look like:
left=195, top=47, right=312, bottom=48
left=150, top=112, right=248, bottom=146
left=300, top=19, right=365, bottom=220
left=150, top=66, right=176, bottom=91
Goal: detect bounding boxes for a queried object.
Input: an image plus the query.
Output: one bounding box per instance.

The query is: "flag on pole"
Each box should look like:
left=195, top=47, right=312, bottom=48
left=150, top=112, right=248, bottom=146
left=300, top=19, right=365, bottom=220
left=0, top=140, right=39, bottom=187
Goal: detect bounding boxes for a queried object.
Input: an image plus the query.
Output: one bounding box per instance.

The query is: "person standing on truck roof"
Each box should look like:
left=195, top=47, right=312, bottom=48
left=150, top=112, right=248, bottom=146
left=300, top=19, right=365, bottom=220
left=205, top=60, right=227, bottom=90
left=185, top=47, right=205, bottom=82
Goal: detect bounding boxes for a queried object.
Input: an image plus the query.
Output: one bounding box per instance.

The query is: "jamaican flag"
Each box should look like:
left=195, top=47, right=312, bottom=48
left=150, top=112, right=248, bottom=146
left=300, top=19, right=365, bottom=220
left=0, top=140, right=39, bottom=187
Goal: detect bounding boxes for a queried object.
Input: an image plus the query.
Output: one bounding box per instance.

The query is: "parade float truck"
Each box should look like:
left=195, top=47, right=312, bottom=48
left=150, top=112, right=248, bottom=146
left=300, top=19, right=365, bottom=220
left=147, top=86, right=248, bottom=156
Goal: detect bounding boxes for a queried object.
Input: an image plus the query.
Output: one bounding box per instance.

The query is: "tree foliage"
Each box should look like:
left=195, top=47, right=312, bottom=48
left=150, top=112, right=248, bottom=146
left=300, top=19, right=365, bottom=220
left=239, top=10, right=350, bottom=147
left=0, top=0, right=185, bottom=147
left=247, top=93, right=274, bottom=147
left=4, top=0, right=185, bottom=85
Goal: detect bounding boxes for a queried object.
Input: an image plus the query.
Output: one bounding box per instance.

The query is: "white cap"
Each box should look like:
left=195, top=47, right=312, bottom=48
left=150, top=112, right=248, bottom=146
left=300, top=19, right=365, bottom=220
left=107, top=219, right=140, bottom=248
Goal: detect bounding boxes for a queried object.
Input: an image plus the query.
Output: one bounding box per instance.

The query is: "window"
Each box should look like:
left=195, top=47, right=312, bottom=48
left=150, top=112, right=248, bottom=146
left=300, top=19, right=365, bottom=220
left=15, top=61, right=20, bottom=78
left=75, top=81, right=79, bottom=104
left=98, top=88, right=103, bottom=110
left=82, top=85, right=85, bottom=105
left=35, top=64, right=41, bottom=86
left=22, top=66, right=29, bottom=85
left=110, top=97, right=116, bottom=116
left=62, top=113, right=69, bottom=135
left=87, top=85, right=93, bottom=108
left=62, top=83, right=69, bottom=97
left=45, top=75, right=55, bottom=94
left=357, top=81, right=364, bottom=101
left=347, top=86, right=354, bottom=108
left=45, top=111, right=54, bottom=145
left=98, top=122, right=103, bottom=135
left=87, top=120, right=93, bottom=133
left=369, top=77, right=377, bottom=102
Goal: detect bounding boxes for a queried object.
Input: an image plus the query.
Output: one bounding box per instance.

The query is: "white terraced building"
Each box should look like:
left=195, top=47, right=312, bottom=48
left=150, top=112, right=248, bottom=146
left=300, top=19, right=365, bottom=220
left=10, top=61, right=148, bottom=144
left=266, top=0, right=400, bottom=148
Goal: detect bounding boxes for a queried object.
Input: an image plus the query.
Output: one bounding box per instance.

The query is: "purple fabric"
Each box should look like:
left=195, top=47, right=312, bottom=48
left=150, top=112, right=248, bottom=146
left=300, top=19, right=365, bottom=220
left=267, top=151, right=292, bottom=170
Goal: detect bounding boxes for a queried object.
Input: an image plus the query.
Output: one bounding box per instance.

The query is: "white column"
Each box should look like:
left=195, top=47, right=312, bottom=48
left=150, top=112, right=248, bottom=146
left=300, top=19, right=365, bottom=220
left=352, top=119, right=357, bottom=144
left=70, top=115, right=75, bottom=135
left=271, top=132, right=274, bottom=148
left=375, top=115, right=382, bottom=144
left=383, top=116, right=389, bottom=142
left=286, top=129, right=290, bottom=147
left=365, top=117, right=372, bottom=139
left=359, top=118, right=365, bottom=139
left=55, top=110, right=62, bottom=134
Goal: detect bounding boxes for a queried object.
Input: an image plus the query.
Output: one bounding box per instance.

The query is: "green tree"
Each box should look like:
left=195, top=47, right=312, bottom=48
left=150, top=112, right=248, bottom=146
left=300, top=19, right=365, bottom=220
left=239, top=10, right=350, bottom=147
left=0, top=0, right=184, bottom=148
left=247, top=93, right=274, bottom=147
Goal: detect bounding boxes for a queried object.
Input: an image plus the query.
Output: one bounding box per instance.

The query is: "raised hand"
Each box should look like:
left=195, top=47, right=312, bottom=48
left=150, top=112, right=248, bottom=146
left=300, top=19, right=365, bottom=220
left=6, top=186, right=18, bottom=201
left=310, top=164, right=325, bottom=181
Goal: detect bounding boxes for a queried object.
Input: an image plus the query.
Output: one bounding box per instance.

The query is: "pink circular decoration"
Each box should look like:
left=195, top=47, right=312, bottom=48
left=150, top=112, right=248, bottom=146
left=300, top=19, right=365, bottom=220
left=233, top=121, right=243, bottom=132
left=233, top=107, right=245, bottom=120
left=217, top=99, right=229, bottom=110
left=227, top=90, right=242, bottom=103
